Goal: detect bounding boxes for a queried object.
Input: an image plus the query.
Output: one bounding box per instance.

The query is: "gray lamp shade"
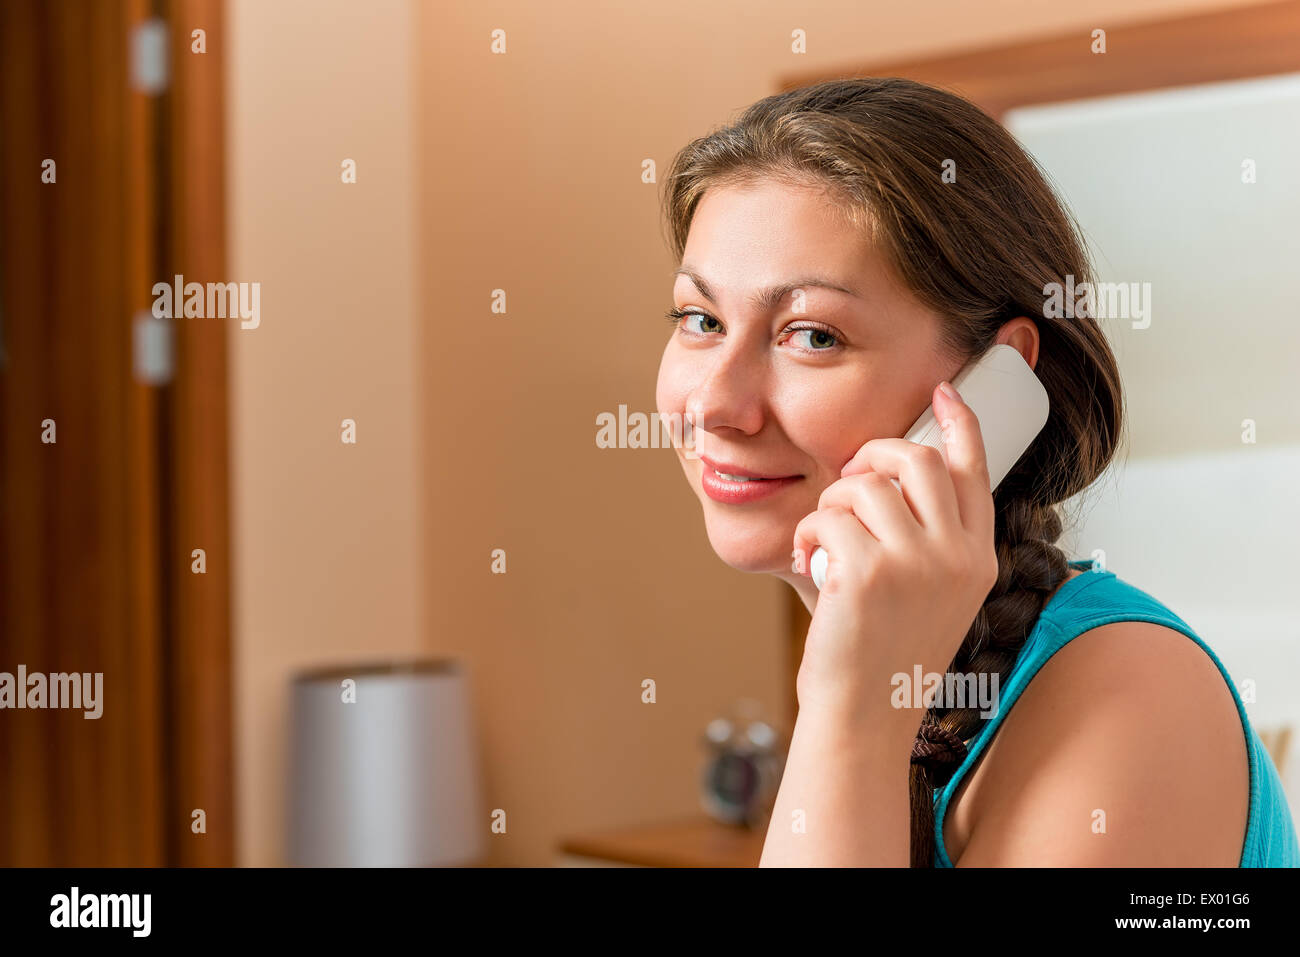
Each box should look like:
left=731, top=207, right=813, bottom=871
left=287, top=659, right=485, bottom=867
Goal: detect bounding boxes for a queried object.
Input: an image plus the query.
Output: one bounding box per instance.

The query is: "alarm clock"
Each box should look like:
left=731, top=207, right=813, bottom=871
left=699, top=699, right=783, bottom=827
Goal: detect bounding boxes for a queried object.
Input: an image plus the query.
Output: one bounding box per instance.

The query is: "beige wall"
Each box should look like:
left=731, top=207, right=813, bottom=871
left=226, top=0, right=421, bottom=865
left=229, top=0, right=1266, bottom=865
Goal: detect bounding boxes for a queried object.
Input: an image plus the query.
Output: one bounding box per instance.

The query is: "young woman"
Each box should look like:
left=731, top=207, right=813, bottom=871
left=654, top=77, right=1299, bottom=867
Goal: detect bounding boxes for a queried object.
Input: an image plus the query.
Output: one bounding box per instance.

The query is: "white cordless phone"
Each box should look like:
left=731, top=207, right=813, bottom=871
left=808, top=343, right=1050, bottom=590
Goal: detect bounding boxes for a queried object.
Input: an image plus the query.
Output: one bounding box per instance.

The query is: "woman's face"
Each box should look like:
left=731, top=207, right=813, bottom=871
left=655, top=179, right=963, bottom=590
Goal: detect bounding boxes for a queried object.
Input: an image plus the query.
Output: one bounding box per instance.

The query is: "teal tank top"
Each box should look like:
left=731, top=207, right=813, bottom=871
left=933, top=558, right=1300, bottom=867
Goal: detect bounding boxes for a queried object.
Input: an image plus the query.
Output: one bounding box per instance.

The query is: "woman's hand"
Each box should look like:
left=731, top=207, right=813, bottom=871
left=790, top=380, right=1000, bottom=725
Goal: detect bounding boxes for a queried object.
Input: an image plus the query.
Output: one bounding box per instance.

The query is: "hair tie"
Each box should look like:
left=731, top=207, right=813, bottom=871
left=911, top=723, right=968, bottom=783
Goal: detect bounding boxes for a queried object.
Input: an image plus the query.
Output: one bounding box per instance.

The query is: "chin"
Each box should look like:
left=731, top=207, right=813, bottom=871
left=700, top=509, right=792, bottom=575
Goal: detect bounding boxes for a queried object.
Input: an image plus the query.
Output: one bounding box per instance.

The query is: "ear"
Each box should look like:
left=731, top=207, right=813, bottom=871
left=994, top=317, right=1040, bottom=370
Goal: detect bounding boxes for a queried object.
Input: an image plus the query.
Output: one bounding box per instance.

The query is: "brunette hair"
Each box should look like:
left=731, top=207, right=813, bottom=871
left=660, top=76, right=1123, bottom=866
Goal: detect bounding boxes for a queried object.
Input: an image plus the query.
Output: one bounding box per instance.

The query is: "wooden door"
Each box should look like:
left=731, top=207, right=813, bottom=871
left=0, top=0, right=231, bottom=867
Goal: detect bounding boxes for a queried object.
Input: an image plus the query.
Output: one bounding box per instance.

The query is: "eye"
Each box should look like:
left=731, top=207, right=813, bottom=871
left=665, top=307, right=722, bottom=335
left=785, top=325, right=840, bottom=351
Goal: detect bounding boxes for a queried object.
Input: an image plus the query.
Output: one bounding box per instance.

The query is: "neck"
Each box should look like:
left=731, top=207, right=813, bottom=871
left=775, top=570, right=820, bottom=615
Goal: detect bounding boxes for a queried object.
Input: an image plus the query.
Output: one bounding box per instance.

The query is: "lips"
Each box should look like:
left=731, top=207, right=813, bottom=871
left=698, top=455, right=803, bottom=504
left=698, top=456, right=800, bottom=481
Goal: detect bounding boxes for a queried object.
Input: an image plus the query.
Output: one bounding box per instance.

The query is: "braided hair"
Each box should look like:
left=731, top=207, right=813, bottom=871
left=661, top=76, right=1124, bottom=865
left=908, top=498, right=1071, bottom=864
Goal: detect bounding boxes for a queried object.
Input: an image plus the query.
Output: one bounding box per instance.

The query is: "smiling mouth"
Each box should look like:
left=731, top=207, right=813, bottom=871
left=698, top=456, right=801, bottom=481
left=697, top=456, right=804, bottom=503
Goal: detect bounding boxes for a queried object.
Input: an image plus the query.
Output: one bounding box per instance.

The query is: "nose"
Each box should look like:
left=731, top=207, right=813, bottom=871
left=685, top=346, right=766, bottom=438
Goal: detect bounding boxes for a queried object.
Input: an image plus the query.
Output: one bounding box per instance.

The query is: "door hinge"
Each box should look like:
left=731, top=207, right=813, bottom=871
left=133, top=310, right=174, bottom=385
left=131, top=18, right=169, bottom=94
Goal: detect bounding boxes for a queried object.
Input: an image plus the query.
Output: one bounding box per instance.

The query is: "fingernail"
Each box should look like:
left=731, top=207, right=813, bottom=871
left=939, top=380, right=960, bottom=401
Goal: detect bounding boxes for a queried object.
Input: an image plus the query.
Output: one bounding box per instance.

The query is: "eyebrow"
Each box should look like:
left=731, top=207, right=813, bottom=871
left=673, top=266, right=860, bottom=311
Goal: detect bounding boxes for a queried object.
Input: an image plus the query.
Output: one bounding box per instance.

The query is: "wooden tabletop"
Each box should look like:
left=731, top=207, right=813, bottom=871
left=558, top=816, right=768, bottom=868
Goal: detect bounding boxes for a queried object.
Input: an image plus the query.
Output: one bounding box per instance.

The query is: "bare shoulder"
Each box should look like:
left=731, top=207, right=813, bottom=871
left=954, top=619, right=1249, bottom=866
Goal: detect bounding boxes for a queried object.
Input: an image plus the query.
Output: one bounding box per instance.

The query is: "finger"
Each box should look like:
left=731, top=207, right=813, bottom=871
left=817, top=470, right=923, bottom=546
left=931, top=380, right=996, bottom=537
left=792, top=505, right=880, bottom=582
left=837, top=437, right=962, bottom=535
